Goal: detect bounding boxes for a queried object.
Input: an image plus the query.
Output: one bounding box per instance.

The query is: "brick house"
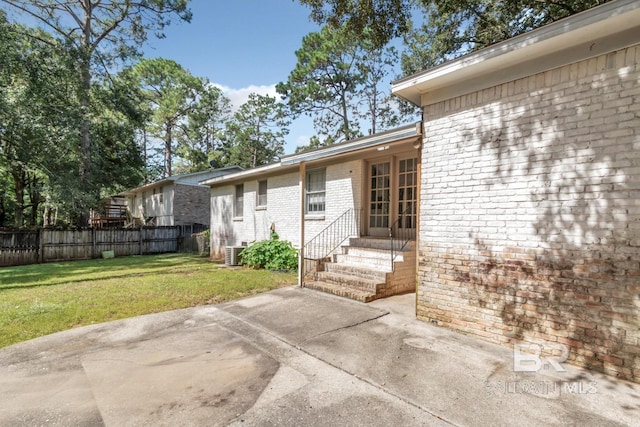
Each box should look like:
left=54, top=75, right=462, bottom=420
left=120, top=166, right=242, bottom=227
left=205, top=0, right=639, bottom=382
left=392, top=0, right=640, bottom=382
left=202, top=124, right=423, bottom=301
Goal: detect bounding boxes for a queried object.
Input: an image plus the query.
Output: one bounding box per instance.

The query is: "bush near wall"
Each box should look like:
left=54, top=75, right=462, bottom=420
left=240, top=233, right=298, bottom=271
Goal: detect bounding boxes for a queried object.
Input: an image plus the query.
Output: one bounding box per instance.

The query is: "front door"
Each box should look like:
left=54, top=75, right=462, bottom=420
left=367, top=156, right=417, bottom=237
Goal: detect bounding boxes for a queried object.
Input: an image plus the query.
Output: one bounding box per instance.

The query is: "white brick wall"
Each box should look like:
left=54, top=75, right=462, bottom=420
left=418, top=44, right=640, bottom=382
left=209, top=159, right=364, bottom=258
left=305, top=160, right=364, bottom=241
left=421, top=45, right=640, bottom=254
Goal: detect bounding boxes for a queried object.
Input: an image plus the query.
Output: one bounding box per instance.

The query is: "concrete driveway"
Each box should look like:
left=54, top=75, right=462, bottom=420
left=0, top=286, right=638, bottom=426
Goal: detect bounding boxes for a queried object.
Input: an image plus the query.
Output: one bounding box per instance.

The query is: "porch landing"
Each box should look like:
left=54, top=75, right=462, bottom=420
left=303, top=237, right=416, bottom=302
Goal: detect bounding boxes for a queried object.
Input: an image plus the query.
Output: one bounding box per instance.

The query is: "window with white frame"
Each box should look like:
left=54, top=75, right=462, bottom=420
left=306, top=168, right=326, bottom=214
left=257, top=180, right=267, bottom=208
left=234, top=184, right=244, bottom=218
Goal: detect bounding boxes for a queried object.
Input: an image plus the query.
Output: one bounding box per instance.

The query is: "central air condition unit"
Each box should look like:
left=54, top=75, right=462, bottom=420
left=225, top=246, right=245, bottom=266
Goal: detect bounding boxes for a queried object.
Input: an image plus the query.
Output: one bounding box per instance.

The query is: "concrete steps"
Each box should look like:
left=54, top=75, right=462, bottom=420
left=334, top=250, right=398, bottom=269
left=323, top=262, right=389, bottom=281
left=315, top=270, right=382, bottom=293
left=303, top=281, right=378, bottom=303
left=304, top=237, right=415, bottom=303
left=347, top=237, right=407, bottom=250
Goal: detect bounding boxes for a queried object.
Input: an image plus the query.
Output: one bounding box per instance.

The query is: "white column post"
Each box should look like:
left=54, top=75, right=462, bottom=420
left=298, top=162, right=306, bottom=287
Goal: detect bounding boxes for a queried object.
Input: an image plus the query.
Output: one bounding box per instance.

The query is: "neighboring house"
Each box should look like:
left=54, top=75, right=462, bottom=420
left=204, top=0, right=639, bottom=383
left=120, top=166, right=242, bottom=227
left=392, top=0, right=640, bottom=383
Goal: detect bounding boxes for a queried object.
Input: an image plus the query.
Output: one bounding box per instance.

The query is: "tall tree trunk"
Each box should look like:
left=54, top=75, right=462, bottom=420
left=143, top=128, right=149, bottom=183
left=341, top=91, right=350, bottom=140
left=11, top=168, right=25, bottom=228
left=77, top=0, right=94, bottom=226
left=165, top=124, right=173, bottom=177
left=0, top=189, right=6, bottom=227
left=43, top=204, right=50, bottom=227
left=252, top=146, right=258, bottom=169
left=28, top=173, right=41, bottom=227
left=370, top=89, right=377, bottom=134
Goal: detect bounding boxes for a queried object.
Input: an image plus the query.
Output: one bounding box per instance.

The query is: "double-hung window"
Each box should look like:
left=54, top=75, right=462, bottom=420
left=234, top=184, right=244, bottom=218
left=257, top=180, right=267, bottom=208
left=305, top=168, right=326, bottom=215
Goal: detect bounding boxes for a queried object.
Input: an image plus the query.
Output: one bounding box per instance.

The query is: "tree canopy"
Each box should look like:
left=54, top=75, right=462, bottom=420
left=177, top=84, right=232, bottom=174
left=298, top=0, right=412, bottom=49
left=299, top=0, right=612, bottom=75
left=0, top=1, right=614, bottom=226
left=277, top=25, right=362, bottom=145
left=402, top=0, right=612, bottom=74
left=222, top=93, right=291, bottom=169
left=1, top=0, right=192, bottom=224
left=0, top=12, right=79, bottom=227
left=128, top=57, right=203, bottom=177
left=277, top=24, right=410, bottom=150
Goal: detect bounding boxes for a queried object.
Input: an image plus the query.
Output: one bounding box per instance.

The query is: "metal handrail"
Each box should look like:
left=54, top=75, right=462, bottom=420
left=303, top=208, right=362, bottom=277
left=389, top=208, right=416, bottom=271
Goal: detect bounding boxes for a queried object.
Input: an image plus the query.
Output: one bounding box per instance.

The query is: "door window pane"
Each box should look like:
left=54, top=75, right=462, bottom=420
left=397, top=158, right=417, bottom=229
left=369, top=162, right=390, bottom=230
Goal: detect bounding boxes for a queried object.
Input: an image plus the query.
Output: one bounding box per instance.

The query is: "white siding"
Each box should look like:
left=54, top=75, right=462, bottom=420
left=124, top=186, right=174, bottom=225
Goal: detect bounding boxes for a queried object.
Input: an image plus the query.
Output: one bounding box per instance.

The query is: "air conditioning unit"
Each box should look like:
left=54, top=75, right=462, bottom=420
left=225, top=246, right=245, bottom=266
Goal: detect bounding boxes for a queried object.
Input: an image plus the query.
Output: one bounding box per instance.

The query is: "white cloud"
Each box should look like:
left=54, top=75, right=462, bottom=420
left=211, top=83, right=278, bottom=111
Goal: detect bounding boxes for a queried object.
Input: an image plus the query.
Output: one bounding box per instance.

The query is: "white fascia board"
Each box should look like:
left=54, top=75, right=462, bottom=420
left=392, top=0, right=640, bottom=106
left=120, top=167, right=245, bottom=195
left=281, top=123, right=421, bottom=165
left=201, top=124, right=422, bottom=186
left=200, top=163, right=296, bottom=187
left=118, top=178, right=173, bottom=196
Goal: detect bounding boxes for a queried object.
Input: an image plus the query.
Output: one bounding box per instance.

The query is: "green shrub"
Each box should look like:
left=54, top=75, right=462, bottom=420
left=240, top=237, right=298, bottom=271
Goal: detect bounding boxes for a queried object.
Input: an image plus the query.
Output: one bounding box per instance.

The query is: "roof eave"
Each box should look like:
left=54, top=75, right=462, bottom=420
left=392, top=0, right=640, bottom=106
left=201, top=163, right=294, bottom=186
left=281, top=123, right=422, bottom=165
left=202, top=123, right=423, bottom=187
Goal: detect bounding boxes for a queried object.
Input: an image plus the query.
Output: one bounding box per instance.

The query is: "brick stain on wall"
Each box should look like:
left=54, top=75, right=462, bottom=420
left=418, top=45, right=640, bottom=383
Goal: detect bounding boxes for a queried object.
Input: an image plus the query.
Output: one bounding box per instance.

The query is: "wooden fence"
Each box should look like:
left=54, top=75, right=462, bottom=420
left=0, top=227, right=195, bottom=267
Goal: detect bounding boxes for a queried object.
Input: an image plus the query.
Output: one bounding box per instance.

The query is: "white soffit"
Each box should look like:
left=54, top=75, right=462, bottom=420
left=392, top=0, right=640, bottom=106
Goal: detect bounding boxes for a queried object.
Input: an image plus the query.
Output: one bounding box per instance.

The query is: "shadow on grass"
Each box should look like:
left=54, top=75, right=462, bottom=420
left=0, top=254, right=213, bottom=291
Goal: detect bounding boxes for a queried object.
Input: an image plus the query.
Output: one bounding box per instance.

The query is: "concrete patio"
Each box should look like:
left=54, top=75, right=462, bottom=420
left=0, top=286, right=638, bottom=426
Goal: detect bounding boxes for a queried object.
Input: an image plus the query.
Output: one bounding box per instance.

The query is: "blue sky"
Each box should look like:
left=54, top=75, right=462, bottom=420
left=142, top=0, right=322, bottom=154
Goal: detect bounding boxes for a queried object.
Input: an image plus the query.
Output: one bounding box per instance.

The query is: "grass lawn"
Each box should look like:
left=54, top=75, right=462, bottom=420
left=0, top=253, right=297, bottom=349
